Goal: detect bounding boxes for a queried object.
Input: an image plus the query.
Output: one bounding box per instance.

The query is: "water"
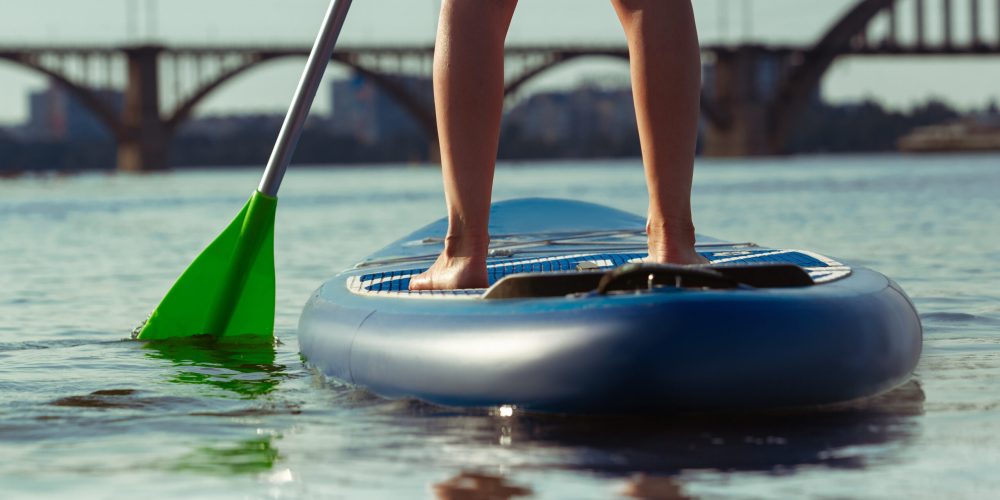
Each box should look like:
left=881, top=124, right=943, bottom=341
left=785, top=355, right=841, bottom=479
left=1, top=155, right=998, bottom=498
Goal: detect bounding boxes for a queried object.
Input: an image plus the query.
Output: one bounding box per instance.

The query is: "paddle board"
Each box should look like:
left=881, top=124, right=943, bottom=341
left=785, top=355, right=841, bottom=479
left=298, top=198, right=921, bottom=413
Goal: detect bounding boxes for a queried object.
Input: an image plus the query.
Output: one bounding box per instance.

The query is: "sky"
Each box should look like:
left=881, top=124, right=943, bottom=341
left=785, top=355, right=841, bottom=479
left=0, top=0, right=998, bottom=124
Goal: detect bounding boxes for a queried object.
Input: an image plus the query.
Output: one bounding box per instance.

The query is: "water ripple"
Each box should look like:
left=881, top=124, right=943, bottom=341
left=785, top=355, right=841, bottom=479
left=921, top=312, right=998, bottom=324
left=0, top=338, right=121, bottom=352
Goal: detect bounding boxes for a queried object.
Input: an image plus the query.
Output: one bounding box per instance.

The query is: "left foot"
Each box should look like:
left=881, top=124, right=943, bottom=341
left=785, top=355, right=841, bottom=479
left=646, top=219, right=709, bottom=265
left=408, top=253, right=488, bottom=290
left=408, top=234, right=490, bottom=290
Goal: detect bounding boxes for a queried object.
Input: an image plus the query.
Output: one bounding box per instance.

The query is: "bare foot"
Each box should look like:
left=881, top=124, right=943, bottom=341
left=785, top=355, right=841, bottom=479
left=408, top=254, right=488, bottom=290
left=409, top=235, right=489, bottom=290
left=646, top=220, right=709, bottom=265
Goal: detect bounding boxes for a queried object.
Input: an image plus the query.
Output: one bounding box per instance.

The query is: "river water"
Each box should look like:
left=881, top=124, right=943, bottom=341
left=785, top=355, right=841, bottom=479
left=1, top=155, right=997, bottom=498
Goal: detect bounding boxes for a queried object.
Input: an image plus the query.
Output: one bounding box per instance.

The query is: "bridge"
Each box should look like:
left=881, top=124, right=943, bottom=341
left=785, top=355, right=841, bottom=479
left=1, top=0, right=999, bottom=169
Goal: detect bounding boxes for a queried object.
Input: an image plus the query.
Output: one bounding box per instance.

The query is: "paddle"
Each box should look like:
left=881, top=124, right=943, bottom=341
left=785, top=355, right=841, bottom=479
left=137, top=0, right=354, bottom=342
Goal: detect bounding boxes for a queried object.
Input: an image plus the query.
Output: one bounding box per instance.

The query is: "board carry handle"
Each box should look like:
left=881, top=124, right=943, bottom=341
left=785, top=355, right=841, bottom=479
left=482, top=263, right=815, bottom=300
left=596, top=263, right=815, bottom=294
left=595, top=264, right=740, bottom=294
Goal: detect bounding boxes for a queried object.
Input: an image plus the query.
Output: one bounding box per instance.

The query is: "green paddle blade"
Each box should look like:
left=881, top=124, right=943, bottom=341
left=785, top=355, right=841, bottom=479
left=137, top=191, right=278, bottom=342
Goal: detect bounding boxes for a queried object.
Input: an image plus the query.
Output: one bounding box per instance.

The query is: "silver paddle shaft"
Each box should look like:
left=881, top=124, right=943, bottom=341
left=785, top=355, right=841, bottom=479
left=258, top=0, right=353, bottom=197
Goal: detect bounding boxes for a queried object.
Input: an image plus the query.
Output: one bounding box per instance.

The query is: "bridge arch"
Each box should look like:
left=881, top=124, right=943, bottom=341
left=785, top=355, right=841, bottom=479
left=503, top=51, right=728, bottom=128
left=0, top=48, right=442, bottom=157
left=769, top=0, right=897, bottom=151
left=503, top=52, right=625, bottom=97
left=166, top=53, right=438, bottom=142
left=0, top=55, right=124, bottom=138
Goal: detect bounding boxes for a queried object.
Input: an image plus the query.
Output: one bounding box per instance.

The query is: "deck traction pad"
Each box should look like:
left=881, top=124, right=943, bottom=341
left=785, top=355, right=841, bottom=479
left=347, top=248, right=851, bottom=299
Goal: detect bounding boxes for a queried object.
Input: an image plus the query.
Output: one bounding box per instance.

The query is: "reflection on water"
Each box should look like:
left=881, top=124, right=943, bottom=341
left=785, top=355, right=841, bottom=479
left=141, top=339, right=283, bottom=398
left=620, top=474, right=690, bottom=499
left=433, top=472, right=533, bottom=500
left=379, top=379, right=924, bottom=478
left=518, top=380, right=924, bottom=474
left=169, top=437, right=280, bottom=475
left=142, top=339, right=287, bottom=475
left=52, top=388, right=148, bottom=409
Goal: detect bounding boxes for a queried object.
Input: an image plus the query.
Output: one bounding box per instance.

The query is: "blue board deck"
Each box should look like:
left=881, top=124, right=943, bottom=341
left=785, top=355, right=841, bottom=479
left=349, top=248, right=852, bottom=298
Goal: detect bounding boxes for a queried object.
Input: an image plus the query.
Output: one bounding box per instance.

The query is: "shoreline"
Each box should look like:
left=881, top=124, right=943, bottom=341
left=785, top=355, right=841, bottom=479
left=4, top=150, right=1000, bottom=180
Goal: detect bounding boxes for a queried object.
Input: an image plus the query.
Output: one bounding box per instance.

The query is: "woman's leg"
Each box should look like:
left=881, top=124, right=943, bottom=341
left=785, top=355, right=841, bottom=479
left=611, top=0, right=707, bottom=264
left=410, top=0, right=518, bottom=291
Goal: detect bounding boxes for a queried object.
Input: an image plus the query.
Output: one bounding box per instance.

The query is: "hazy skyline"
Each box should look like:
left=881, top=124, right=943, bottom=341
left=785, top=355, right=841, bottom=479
left=1, top=0, right=999, bottom=124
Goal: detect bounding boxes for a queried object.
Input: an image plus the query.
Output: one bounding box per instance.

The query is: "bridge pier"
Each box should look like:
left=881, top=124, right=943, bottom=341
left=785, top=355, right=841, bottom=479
left=702, top=48, right=779, bottom=157
left=117, top=126, right=169, bottom=172
left=118, top=46, right=168, bottom=171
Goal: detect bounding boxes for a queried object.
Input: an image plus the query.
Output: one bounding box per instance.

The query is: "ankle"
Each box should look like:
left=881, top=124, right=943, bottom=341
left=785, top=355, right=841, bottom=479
left=646, top=218, right=696, bottom=246
left=442, top=232, right=489, bottom=258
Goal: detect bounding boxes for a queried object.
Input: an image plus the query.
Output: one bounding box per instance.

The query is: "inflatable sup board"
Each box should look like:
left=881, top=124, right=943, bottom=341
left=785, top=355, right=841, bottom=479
left=299, top=198, right=921, bottom=413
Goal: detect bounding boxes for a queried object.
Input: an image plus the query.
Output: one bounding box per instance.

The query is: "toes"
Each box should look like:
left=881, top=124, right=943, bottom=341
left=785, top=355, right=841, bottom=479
left=408, top=273, right=432, bottom=291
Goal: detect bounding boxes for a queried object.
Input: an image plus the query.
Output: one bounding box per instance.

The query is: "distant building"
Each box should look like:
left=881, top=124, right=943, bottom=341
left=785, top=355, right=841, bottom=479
left=22, top=81, right=123, bottom=142
left=504, top=85, right=637, bottom=145
left=178, top=114, right=285, bottom=137
left=328, top=74, right=432, bottom=144
left=505, top=92, right=573, bottom=143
